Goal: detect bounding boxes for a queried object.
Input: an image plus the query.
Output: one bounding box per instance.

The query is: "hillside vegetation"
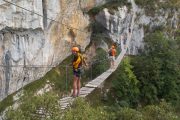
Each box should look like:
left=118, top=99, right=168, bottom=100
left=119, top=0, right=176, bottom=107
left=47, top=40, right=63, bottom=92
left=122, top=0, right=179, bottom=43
left=5, top=25, right=180, bottom=120
left=1, top=0, right=180, bottom=119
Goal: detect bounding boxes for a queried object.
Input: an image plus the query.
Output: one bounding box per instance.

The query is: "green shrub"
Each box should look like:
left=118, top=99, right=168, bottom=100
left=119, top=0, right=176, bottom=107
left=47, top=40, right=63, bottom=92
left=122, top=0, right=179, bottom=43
left=0, top=95, right=13, bottom=113
left=63, top=98, right=111, bottom=120
left=110, top=57, right=140, bottom=107
left=142, top=101, right=178, bottom=120
left=115, top=101, right=178, bottom=120
left=135, top=0, right=156, bottom=16
left=135, top=0, right=179, bottom=16
left=132, top=31, right=180, bottom=104
left=116, top=107, right=143, bottom=120
left=6, top=92, right=61, bottom=120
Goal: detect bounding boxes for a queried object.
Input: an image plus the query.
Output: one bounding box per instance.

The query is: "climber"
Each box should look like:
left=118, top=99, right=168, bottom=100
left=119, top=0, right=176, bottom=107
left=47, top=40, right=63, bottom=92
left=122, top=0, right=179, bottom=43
left=108, top=45, right=116, bottom=68
left=129, top=27, right=131, bottom=33
left=71, top=46, right=87, bottom=97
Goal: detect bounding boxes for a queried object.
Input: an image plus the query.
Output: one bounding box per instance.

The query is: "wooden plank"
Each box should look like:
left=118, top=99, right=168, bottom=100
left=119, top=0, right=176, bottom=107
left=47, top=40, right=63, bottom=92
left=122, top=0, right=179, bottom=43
left=86, top=83, right=100, bottom=87
left=87, top=81, right=102, bottom=85
left=80, top=92, right=89, bottom=95
left=85, top=84, right=97, bottom=88
left=80, top=90, right=93, bottom=94
left=91, top=82, right=103, bottom=86
left=86, top=82, right=99, bottom=86
left=80, top=91, right=94, bottom=94
left=89, top=78, right=104, bottom=83
left=80, top=91, right=93, bottom=94
left=89, top=80, right=104, bottom=85
left=60, top=97, right=72, bottom=101
left=80, top=87, right=95, bottom=91
left=82, top=88, right=94, bottom=91
left=80, top=87, right=90, bottom=90
left=79, top=94, right=87, bottom=97
left=97, top=76, right=108, bottom=80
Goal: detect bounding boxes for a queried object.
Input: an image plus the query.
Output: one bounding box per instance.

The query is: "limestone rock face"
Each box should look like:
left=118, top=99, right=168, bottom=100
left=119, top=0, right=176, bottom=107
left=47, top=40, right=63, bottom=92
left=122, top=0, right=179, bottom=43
left=95, top=6, right=133, bottom=51
left=95, top=2, right=179, bottom=55
left=0, top=0, right=92, bottom=101
left=0, top=0, right=43, bottom=30
left=129, top=8, right=179, bottom=55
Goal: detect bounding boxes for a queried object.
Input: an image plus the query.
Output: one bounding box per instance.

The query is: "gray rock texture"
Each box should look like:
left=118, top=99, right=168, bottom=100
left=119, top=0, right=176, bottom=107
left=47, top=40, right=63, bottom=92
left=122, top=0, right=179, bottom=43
left=0, top=0, right=106, bottom=101
left=95, top=1, right=179, bottom=55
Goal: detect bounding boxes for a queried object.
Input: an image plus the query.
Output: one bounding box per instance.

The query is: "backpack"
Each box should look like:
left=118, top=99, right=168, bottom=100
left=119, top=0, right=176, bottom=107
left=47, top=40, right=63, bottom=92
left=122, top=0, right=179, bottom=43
left=108, top=49, right=112, bottom=56
left=72, top=53, right=83, bottom=69
left=72, top=53, right=85, bottom=74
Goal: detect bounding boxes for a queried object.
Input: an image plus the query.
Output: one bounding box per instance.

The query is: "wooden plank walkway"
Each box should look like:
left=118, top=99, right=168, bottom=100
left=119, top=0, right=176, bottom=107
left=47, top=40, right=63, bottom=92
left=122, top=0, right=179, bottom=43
left=59, top=49, right=126, bottom=109
left=60, top=44, right=128, bottom=109
left=59, top=3, right=136, bottom=110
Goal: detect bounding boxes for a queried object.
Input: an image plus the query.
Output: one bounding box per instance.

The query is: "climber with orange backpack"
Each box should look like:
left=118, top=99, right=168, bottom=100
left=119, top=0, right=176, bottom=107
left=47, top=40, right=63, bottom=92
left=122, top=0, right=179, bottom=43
left=108, top=45, right=116, bottom=68
left=71, top=46, right=87, bottom=97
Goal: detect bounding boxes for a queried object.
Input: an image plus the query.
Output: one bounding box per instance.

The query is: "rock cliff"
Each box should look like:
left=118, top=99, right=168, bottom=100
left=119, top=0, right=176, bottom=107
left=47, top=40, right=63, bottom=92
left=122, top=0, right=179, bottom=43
left=95, top=0, right=179, bottom=55
left=0, top=0, right=179, bottom=102
left=0, top=0, right=104, bottom=101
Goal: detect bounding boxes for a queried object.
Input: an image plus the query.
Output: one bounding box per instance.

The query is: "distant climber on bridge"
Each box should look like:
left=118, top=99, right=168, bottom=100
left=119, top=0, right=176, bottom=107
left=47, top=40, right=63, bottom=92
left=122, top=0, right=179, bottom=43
left=108, top=45, right=116, bottom=69
left=71, top=46, right=87, bottom=97
left=129, top=27, right=131, bottom=33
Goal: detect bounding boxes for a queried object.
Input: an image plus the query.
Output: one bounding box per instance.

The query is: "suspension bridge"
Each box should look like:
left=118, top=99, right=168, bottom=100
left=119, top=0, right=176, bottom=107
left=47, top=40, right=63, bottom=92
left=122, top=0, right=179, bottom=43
left=59, top=6, right=135, bottom=109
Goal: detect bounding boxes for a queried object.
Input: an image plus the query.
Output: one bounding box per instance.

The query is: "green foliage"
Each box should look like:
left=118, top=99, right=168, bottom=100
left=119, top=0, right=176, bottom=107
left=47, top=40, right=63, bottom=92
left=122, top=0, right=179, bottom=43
left=134, top=0, right=157, bottom=16
left=110, top=57, right=140, bottom=107
left=0, top=95, right=13, bottom=113
left=63, top=98, right=111, bottom=120
left=4, top=93, right=179, bottom=120
left=132, top=31, right=180, bottom=104
left=134, top=0, right=180, bottom=16
left=63, top=99, right=179, bottom=120
left=159, top=0, right=180, bottom=9
left=6, top=92, right=61, bottom=120
left=174, top=101, right=180, bottom=117
left=142, top=101, right=178, bottom=120
left=111, top=101, right=179, bottom=120
left=116, top=107, right=144, bottom=120
left=134, top=0, right=155, bottom=7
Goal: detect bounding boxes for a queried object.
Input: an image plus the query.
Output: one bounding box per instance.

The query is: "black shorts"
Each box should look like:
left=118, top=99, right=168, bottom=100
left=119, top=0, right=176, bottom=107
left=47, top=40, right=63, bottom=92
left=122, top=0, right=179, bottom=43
left=73, top=68, right=81, bottom=78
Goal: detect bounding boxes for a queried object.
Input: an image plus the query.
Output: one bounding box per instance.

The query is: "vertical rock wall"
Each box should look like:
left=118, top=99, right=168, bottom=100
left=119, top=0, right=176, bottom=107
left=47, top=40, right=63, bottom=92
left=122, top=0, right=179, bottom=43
left=95, top=3, right=179, bottom=55
left=0, top=0, right=104, bottom=101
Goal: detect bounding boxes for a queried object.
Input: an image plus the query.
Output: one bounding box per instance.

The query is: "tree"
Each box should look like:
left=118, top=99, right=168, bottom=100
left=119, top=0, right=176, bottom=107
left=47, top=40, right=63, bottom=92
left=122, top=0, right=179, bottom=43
left=132, top=31, right=180, bottom=104
left=62, top=98, right=111, bottom=120
left=111, top=57, right=140, bottom=107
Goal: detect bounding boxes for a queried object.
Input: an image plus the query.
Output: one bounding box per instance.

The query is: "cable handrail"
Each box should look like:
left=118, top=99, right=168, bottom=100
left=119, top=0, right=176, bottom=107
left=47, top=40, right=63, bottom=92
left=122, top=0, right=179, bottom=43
left=0, top=55, right=111, bottom=68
